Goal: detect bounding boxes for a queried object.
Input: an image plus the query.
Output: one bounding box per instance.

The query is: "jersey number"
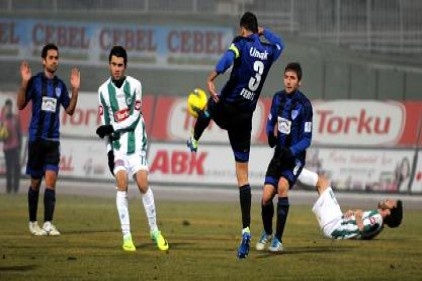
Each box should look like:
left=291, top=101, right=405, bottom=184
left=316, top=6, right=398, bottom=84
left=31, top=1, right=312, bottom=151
left=248, top=61, right=264, bottom=91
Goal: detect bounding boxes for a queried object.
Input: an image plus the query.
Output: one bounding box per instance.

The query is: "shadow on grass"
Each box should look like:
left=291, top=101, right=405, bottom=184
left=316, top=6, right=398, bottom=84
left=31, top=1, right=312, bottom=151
left=255, top=245, right=353, bottom=258
left=64, top=229, right=118, bottom=235
left=0, top=265, right=38, bottom=271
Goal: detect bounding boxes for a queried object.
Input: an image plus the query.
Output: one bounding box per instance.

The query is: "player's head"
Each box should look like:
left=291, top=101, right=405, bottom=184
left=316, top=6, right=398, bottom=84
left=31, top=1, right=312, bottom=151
left=379, top=199, right=403, bottom=228
left=41, top=43, right=59, bottom=74
left=109, top=46, right=127, bottom=66
left=108, top=46, right=127, bottom=81
left=240, top=11, right=258, bottom=34
left=41, top=43, right=59, bottom=59
left=284, top=62, right=302, bottom=93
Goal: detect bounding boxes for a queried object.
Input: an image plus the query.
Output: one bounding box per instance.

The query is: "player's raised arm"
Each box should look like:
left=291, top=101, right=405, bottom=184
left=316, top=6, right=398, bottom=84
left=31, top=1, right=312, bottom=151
left=17, top=61, right=31, bottom=110
left=65, top=67, right=80, bottom=115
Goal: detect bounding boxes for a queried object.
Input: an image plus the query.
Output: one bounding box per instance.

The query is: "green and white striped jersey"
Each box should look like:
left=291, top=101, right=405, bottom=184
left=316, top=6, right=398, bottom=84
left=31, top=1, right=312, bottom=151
left=330, top=210, right=383, bottom=240
left=98, top=76, right=147, bottom=155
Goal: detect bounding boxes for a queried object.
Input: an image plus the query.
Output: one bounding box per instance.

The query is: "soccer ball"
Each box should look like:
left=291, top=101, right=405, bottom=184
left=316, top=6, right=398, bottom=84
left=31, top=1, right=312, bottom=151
left=187, top=88, right=207, bottom=118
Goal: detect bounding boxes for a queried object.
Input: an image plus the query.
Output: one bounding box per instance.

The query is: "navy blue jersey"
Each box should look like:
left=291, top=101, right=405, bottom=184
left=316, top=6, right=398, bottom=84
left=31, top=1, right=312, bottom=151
left=217, top=30, right=283, bottom=112
left=266, top=90, right=313, bottom=163
left=25, top=72, right=71, bottom=141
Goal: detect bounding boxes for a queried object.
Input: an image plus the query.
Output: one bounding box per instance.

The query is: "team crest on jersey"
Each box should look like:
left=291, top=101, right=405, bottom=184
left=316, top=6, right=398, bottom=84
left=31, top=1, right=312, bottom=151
left=126, top=97, right=132, bottom=105
left=55, top=87, right=61, bottom=98
left=291, top=110, right=298, bottom=120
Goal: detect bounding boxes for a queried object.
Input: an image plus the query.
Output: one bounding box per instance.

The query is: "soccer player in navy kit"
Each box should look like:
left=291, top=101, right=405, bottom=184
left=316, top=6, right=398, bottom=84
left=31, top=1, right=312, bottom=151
left=17, top=43, right=80, bottom=236
left=256, top=62, right=313, bottom=252
left=186, top=11, right=284, bottom=258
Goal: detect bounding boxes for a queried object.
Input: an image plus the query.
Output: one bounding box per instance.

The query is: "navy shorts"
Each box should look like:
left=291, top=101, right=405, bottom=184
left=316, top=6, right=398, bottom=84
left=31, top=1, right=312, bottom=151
left=264, top=149, right=304, bottom=189
left=208, top=99, right=252, bottom=162
left=26, top=139, right=60, bottom=178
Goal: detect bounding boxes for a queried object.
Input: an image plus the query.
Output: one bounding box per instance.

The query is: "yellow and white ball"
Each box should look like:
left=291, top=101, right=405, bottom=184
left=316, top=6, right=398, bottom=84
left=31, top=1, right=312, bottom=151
left=187, top=88, right=208, bottom=118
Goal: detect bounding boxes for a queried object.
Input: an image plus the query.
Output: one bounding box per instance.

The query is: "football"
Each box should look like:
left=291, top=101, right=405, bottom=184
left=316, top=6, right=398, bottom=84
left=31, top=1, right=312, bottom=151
left=187, top=88, right=207, bottom=118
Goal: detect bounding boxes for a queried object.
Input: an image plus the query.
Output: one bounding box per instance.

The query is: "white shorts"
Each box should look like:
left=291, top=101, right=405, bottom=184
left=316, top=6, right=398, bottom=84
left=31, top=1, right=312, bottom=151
left=114, top=150, right=149, bottom=176
left=311, top=187, right=343, bottom=238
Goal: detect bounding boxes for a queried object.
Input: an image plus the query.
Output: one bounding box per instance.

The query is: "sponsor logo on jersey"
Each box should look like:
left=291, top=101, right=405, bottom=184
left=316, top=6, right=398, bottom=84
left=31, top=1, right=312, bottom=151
left=277, top=116, right=291, bottom=134
left=41, top=96, right=57, bottom=112
left=114, top=108, right=129, bottom=122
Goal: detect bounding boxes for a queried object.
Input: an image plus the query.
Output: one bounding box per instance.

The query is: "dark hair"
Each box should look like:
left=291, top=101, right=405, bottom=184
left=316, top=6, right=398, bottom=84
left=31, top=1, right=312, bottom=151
left=109, top=46, right=127, bottom=66
left=5, top=99, right=12, bottom=106
left=41, top=43, right=59, bottom=59
left=240, top=11, right=258, bottom=33
left=384, top=200, right=403, bottom=228
left=285, top=62, right=303, bottom=81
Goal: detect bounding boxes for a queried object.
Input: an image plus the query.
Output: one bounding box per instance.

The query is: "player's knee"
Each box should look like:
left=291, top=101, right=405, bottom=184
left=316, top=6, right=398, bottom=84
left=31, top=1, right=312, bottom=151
left=277, top=178, right=289, bottom=196
left=316, top=175, right=329, bottom=193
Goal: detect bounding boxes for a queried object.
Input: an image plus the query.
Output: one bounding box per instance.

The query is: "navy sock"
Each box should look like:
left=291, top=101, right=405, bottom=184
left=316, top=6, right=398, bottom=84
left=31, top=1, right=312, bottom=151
left=261, top=200, right=274, bottom=235
left=193, top=110, right=211, bottom=140
left=239, top=184, right=251, bottom=229
left=28, top=187, right=40, bottom=222
left=275, top=197, right=290, bottom=242
left=44, top=188, right=56, bottom=222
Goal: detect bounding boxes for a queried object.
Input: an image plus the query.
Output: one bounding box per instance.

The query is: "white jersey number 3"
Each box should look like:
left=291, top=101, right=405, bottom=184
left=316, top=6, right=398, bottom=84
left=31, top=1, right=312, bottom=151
left=248, top=61, right=264, bottom=91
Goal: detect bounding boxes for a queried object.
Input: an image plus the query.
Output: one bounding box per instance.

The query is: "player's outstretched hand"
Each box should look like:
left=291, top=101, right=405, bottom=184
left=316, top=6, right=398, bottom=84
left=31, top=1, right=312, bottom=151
left=96, top=125, right=114, bottom=138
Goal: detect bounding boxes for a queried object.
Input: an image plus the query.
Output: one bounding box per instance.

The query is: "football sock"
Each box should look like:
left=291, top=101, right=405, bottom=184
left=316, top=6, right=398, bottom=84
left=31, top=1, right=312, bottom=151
left=239, top=184, right=251, bottom=229
left=44, top=188, right=56, bottom=222
left=142, top=188, right=158, bottom=233
left=261, top=200, right=274, bottom=235
left=275, top=197, right=290, bottom=242
left=193, top=110, right=211, bottom=140
left=116, top=190, right=131, bottom=236
left=28, top=186, right=40, bottom=222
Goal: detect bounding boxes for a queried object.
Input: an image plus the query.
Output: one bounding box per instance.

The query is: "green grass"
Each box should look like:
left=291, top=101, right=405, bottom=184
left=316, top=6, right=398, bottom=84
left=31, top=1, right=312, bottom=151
left=0, top=194, right=421, bottom=281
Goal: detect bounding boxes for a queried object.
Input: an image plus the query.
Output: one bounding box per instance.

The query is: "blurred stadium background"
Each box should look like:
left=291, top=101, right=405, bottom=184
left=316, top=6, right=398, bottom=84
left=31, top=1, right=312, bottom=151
left=0, top=0, right=421, bottom=193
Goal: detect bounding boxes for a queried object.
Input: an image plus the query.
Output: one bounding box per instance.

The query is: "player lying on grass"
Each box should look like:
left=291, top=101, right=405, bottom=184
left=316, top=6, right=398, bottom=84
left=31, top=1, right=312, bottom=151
left=306, top=169, right=403, bottom=240
left=257, top=168, right=403, bottom=250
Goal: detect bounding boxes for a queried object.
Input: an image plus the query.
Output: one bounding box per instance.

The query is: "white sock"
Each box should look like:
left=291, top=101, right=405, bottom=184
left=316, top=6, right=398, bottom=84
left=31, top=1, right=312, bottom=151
left=116, top=190, right=131, bottom=237
left=142, top=187, right=158, bottom=233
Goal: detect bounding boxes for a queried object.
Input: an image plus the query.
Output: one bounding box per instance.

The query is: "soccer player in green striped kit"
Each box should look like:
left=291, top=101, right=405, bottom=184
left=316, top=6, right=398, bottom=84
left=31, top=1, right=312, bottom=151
left=96, top=46, right=168, bottom=252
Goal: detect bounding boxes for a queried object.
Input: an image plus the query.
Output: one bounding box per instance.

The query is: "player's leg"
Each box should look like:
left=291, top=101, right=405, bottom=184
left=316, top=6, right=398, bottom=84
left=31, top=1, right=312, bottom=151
left=298, top=168, right=330, bottom=195
left=257, top=153, right=282, bottom=250
left=114, top=167, right=135, bottom=251
left=187, top=97, right=216, bottom=152
left=269, top=177, right=290, bottom=252
left=228, top=120, right=252, bottom=259
left=42, top=140, right=61, bottom=236
left=256, top=183, right=276, bottom=250
left=26, top=140, right=47, bottom=235
left=112, top=153, right=135, bottom=251
left=131, top=154, right=168, bottom=251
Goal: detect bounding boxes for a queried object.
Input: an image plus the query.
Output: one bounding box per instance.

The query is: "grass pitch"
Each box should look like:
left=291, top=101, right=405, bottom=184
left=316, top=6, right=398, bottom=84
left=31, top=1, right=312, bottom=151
left=0, top=193, right=421, bottom=281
